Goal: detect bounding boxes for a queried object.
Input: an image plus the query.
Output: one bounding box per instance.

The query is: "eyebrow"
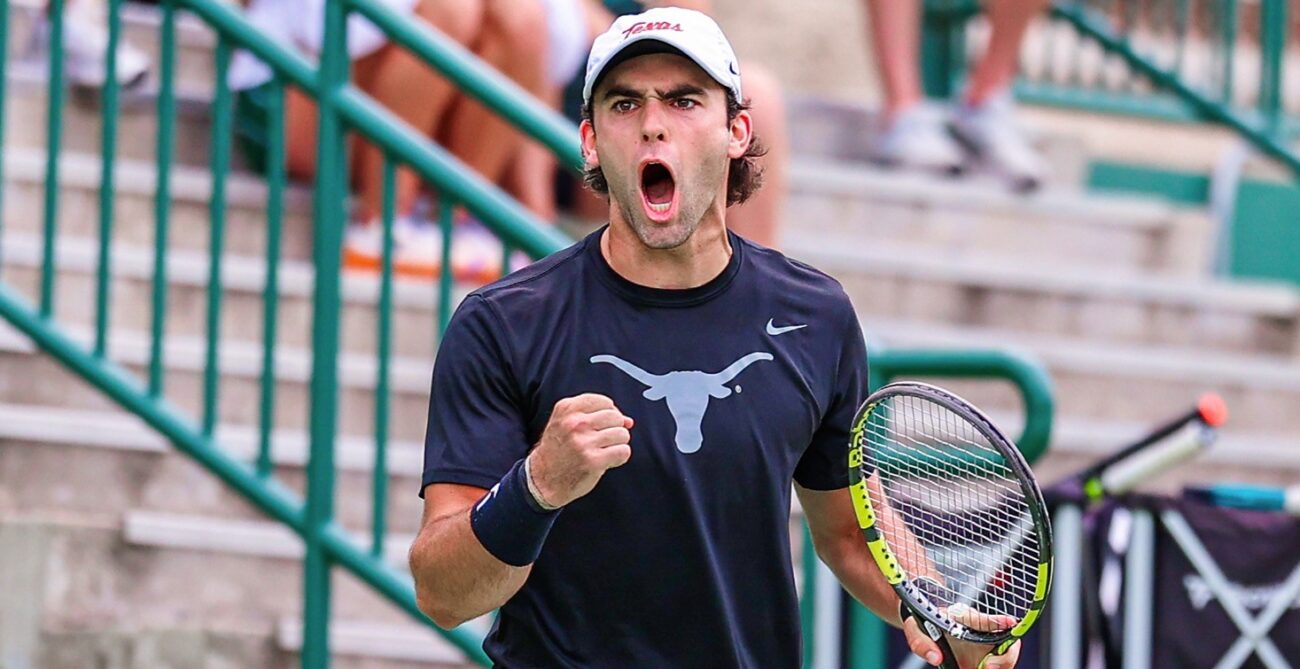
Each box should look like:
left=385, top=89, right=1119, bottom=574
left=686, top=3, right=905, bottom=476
left=600, top=84, right=708, bottom=102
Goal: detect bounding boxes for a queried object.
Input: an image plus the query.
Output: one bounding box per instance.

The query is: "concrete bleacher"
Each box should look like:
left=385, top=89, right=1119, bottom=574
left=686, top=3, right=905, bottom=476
left=2, top=1, right=1299, bottom=667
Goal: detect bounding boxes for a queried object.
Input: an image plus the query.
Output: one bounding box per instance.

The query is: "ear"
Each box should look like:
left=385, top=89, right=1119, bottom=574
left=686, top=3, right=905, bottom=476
left=580, top=118, right=600, bottom=171
left=726, top=108, right=753, bottom=160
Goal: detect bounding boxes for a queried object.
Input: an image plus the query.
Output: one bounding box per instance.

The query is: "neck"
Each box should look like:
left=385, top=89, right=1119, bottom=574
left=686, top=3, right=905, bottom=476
left=601, top=208, right=733, bottom=290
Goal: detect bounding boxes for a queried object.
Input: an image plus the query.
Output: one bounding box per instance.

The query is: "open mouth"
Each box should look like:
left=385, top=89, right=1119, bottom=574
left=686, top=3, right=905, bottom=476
left=639, top=161, right=677, bottom=221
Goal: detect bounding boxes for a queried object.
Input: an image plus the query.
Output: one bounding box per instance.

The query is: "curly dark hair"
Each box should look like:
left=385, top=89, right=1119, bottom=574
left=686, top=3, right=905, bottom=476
left=580, top=92, right=767, bottom=207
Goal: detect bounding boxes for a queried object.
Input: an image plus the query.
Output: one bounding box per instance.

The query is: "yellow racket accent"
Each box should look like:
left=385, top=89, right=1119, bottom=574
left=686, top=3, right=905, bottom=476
left=866, top=536, right=906, bottom=585
left=849, top=478, right=875, bottom=529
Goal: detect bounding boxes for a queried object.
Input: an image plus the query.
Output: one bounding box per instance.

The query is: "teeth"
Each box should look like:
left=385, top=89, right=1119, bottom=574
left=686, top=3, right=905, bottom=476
left=648, top=201, right=671, bottom=213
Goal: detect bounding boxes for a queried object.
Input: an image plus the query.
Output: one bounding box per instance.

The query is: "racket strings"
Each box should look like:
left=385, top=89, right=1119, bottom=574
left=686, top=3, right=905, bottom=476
left=858, top=395, right=1042, bottom=623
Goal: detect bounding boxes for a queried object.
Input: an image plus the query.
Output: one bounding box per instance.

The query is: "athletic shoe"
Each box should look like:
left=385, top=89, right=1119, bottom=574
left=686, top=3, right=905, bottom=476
left=449, top=219, right=508, bottom=285
left=344, top=216, right=442, bottom=278
left=951, top=92, right=1048, bottom=193
left=57, top=9, right=151, bottom=90
left=342, top=216, right=509, bottom=284
left=867, top=102, right=966, bottom=176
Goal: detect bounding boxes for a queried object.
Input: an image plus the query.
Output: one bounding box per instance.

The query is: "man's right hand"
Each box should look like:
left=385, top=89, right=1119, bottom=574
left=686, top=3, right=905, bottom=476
left=527, top=393, right=634, bottom=508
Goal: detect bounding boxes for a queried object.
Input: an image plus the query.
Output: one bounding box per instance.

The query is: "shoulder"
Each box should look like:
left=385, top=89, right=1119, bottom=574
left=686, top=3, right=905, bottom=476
left=739, top=237, right=856, bottom=319
left=465, top=234, right=591, bottom=317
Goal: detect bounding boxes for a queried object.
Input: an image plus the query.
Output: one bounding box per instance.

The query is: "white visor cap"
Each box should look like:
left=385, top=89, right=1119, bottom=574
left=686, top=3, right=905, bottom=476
left=582, top=7, right=742, bottom=106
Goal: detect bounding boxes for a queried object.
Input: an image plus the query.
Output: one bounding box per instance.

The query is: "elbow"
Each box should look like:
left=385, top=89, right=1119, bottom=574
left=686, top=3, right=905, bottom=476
left=809, top=528, right=854, bottom=571
left=414, top=585, right=470, bottom=630
left=411, top=552, right=468, bottom=630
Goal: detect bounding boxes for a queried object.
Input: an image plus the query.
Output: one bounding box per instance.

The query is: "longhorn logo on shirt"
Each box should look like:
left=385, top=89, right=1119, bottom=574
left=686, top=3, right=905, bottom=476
left=590, top=352, right=773, bottom=454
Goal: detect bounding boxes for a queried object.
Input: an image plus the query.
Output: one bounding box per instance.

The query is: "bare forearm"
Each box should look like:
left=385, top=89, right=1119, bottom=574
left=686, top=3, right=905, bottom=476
left=409, top=510, right=530, bottom=628
left=817, top=536, right=905, bottom=628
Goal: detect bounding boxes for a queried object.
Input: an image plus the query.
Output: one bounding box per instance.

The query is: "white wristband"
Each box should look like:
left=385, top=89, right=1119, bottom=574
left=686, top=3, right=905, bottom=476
left=523, top=455, right=559, bottom=511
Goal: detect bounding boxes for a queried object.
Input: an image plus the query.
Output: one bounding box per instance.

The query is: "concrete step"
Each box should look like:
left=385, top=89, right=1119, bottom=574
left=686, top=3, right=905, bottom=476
left=8, top=0, right=218, bottom=96
left=6, top=65, right=227, bottom=171
left=277, top=618, right=475, bottom=668
left=0, top=318, right=437, bottom=443
left=785, top=157, right=1212, bottom=275
left=0, top=402, right=428, bottom=533
left=791, top=237, right=1300, bottom=356
left=868, top=318, right=1300, bottom=434
left=0, top=230, right=459, bottom=361
left=31, top=626, right=284, bottom=669
left=1030, top=415, right=1300, bottom=497
left=0, top=515, right=426, bottom=648
left=3, top=148, right=315, bottom=261
left=3, top=147, right=311, bottom=263
left=786, top=95, right=1091, bottom=188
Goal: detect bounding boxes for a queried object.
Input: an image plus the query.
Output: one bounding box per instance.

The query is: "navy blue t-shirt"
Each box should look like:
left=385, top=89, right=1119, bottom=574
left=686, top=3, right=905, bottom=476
left=422, top=228, right=869, bottom=668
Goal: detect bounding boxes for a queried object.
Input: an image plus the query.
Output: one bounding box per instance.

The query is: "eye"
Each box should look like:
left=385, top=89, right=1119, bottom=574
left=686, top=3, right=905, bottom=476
left=612, top=99, right=637, bottom=113
left=672, top=98, right=699, bottom=110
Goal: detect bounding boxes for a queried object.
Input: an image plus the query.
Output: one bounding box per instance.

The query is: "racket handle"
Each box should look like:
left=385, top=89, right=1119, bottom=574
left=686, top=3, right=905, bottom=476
left=1096, top=424, right=1213, bottom=496
left=1185, top=483, right=1300, bottom=516
left=901, top=603, right=959, bottom=669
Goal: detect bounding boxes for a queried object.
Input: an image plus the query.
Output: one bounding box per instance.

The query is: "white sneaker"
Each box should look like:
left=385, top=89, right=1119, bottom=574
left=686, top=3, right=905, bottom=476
left=343, top=216, right=510, bottom=284
left=868, top=102, right=966, bottom=176
left=56, top=9, right=151, bottom=90
left=343, top=216, right=444, bottom=279
left=449, top=220, right=506, bottom=285
left=951, top=92, right=1048, bottom=193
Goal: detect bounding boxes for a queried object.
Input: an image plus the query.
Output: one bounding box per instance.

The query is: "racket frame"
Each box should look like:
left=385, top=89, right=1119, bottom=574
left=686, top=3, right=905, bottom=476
left=848, top=381, right=1054, bottom=654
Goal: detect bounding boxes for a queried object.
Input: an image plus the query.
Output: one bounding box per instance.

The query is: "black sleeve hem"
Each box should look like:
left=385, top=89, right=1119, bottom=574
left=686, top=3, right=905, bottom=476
left=792, top=475, right=851, bottom=492
left=418, top=469, right=502, bottom=498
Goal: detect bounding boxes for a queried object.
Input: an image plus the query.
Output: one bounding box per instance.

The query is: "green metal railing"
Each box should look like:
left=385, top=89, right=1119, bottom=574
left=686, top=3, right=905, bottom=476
left=924, top=0, right=1300, bottom=179
left=2, top=0, right=574, bottom=665
left=0, top=2, right=1059, bottom=668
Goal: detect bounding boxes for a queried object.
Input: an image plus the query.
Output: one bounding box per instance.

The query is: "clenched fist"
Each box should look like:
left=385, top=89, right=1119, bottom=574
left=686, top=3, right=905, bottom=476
left=527, top=394, right=634, bottom=508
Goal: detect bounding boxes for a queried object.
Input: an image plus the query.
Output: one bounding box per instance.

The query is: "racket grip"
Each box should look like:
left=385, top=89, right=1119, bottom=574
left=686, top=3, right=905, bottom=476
left=1099, top=424, right=1212, bottom=495
left=901, top=603, right=959, bottom=669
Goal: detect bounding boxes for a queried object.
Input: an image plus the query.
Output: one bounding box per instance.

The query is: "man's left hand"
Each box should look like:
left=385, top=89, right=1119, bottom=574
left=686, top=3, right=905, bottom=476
left=900, top=606, right=1021, bottom=669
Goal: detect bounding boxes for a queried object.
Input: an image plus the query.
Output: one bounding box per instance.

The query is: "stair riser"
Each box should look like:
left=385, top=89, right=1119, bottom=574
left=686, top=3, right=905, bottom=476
left=844, top=273, right=1296, bottom=355
left=1033, top=451, right=1300, bottom=493
left=35, top=629, right=284, bottom=669
left=787, top=101, right=1090, bottom=188
left=0, top=258, right=444, bottom=360
left=0, top=439, right=427, bottom=535
left=3, top=170, right=316, bottom=261
left=6, top=89, right=221, bottom=171
left=0, top=350, right=434, bottom=443
left=785, top=189, right=1201, bottom=274
left=30, top=523, right=417, bottom=632
left=938, top=371, right=1300, bottom=434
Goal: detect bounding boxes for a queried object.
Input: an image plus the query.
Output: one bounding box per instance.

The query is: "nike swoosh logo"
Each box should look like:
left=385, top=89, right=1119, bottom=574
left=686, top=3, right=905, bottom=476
left=766, top=319, right=807, bottom=336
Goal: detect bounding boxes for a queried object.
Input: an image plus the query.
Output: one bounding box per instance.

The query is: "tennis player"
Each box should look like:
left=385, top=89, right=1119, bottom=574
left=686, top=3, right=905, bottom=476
left=410, top=8, right=1021, bottom=668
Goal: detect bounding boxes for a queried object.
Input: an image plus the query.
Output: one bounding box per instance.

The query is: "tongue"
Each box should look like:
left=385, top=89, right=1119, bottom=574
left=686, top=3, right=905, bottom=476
left=644, top=171, right=674, bottom=205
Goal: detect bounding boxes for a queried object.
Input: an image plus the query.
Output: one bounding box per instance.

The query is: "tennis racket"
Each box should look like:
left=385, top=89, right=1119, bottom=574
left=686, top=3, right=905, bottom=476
left=848, top=382, right=1053, bottom=669
left=1074, top=393, right=1227, bottom=502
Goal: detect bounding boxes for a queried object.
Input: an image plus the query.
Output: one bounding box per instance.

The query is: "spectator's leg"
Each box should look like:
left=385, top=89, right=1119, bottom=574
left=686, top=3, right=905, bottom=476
left=503, top=87, right=562, bottom=222
left=948, top=0, right=1050, bottom=191
left=862, top=0, right=964, bottom=174
left=350, top=0, right=487, bottom=221
left=285, top=86, right=320, bottom=181
left=863, top=0, right=924, bottom=119
left=727, top=65, right=786, bottom=248
left=440, top=0, right=549, bottom=194
left=965, top=0, right=1048, bottom=105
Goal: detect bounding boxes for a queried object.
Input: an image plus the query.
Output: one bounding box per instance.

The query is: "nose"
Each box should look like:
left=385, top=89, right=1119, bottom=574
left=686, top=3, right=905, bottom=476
left=640, top=99, right=668, bottom=143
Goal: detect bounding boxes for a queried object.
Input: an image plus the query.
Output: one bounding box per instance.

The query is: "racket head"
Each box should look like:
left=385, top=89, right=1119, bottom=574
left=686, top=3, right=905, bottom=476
left=848, top=381, right=1053, bottom=651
